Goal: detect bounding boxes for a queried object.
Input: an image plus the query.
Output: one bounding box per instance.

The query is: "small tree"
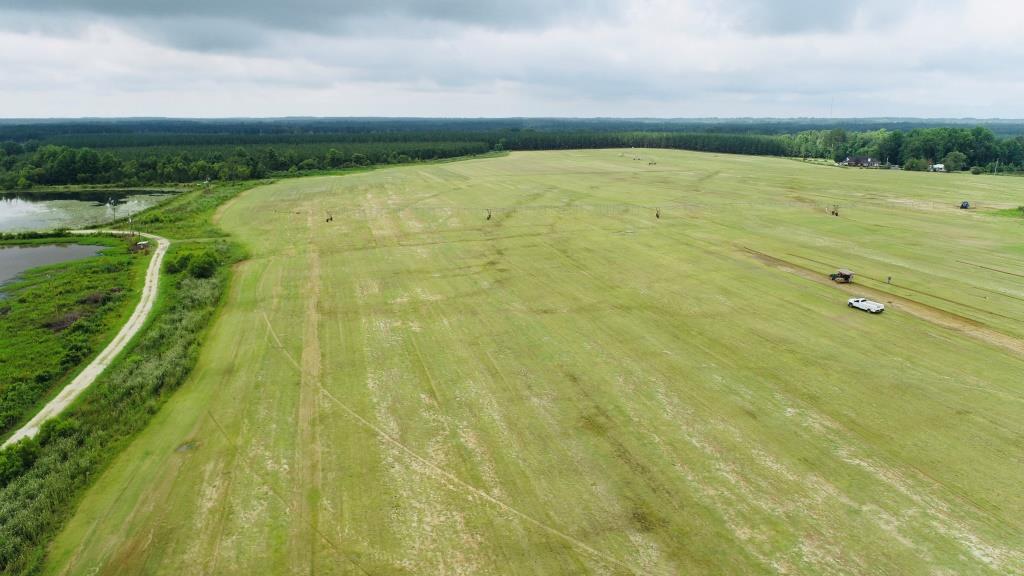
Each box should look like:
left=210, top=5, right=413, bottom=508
left=903, top=158, right=929, bottom=171
left=943, top=151, right=968, bottom=172
left=187, top=251, right=219, bottom=279
left=325, top=148, right=344, bottom=168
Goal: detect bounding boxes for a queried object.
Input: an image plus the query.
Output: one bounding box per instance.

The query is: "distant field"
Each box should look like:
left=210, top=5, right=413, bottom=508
left=47, top=150, right=1024, bottom=574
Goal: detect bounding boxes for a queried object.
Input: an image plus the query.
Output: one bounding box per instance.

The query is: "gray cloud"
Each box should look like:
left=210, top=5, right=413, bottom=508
left=706, top=0, right=965, bottom=35
left=0, top=0, right=1021, bottom=117
left=7, top=0, right=621, bottom=35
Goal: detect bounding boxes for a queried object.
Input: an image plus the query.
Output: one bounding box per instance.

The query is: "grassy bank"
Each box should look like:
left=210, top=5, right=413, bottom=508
left=0, top=235, right=148, bottom=441
left=0, top=182, right=255, bottom=575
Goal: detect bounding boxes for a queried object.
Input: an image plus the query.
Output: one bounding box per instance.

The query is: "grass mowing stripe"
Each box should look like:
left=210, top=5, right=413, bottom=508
left=46, top=150, right=1024, bottom=575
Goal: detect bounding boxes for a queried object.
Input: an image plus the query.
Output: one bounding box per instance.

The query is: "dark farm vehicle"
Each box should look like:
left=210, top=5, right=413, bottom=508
left=829, top=269, right=854, bottom=283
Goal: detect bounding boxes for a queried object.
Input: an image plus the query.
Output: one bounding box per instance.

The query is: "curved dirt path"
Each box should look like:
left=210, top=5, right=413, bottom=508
left=3, top=230, right=170, bottom=448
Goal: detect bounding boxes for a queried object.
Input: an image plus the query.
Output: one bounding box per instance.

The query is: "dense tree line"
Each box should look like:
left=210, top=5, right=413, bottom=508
left=784, top=126, right=1024, bottom=172
left=4, top=117, right=1024, bottom=141
left=0, top=132, right=790, bottom=188
left=0, top=141, right=491, bottom=188
left=2, top=124, right=1022, bottom=189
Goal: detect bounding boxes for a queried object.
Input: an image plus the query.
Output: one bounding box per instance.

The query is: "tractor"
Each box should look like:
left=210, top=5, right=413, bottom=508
left=829, top=269, right=854, bottom=283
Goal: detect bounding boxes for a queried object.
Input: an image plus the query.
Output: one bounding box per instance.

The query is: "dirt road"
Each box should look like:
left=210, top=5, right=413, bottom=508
left=2, top=230, right=169, bottom=448
left=741, top=246, right=1024, bottom=357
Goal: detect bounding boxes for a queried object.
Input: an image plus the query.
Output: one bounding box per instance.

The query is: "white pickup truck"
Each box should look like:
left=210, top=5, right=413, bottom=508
left=848, top=297, right=885, bottom=314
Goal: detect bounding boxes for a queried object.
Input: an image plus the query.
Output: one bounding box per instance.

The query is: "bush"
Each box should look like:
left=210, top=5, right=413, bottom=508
left=0, top=439, right=38, bottom=486
left=164, top=252, right=192, bottom=274
left=943, top=151, right=968, bottom=172
left=903, top=158, right=929, bottom=171
left=186, top=250, right=218, bottom=279
left=970, top=166, right=984, bottom=175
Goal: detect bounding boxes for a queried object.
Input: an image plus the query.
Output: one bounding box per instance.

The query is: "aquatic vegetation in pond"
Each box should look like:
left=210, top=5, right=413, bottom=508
left=0, top=192, right=172, bottom=233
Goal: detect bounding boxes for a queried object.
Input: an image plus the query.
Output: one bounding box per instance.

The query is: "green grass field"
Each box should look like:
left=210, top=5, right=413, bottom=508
left=45, top=150, right=1024, bottom=575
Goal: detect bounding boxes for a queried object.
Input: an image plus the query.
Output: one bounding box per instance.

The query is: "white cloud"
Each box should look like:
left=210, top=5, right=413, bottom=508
left=0, top=0, right=1022, bottom=117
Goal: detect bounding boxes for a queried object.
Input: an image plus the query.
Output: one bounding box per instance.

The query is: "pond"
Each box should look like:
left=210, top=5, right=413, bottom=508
left=0, top=243, right=105, bottom=291
left=0, top=191, right=172, bottom=233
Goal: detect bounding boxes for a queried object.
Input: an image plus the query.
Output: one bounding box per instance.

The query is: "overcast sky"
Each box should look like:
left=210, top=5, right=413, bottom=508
left=1, top=0, right=1021, bottom=118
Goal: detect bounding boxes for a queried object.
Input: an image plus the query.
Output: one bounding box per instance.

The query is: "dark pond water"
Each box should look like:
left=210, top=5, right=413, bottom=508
left=0, top=191, right=171, bottom=233
left=0, top=244, right=105, bottom=290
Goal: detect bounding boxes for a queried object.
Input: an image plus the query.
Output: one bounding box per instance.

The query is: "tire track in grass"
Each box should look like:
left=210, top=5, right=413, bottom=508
left=791, top=253, right=1022, bottom=322
left=204, top=408, right=374, bottom=575
left=259, top=312, right=646, bottom=575
left=314, top=385, right=644, bottom=575
left=741, top=247, right=1024, bottom=358
left=259, top=223, right=374, bottom=575
left=293, top=210, right=324, bottom=574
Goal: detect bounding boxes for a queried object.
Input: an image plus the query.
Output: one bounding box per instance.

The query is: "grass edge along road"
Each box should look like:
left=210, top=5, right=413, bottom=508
left=43, top=150, right=1024, bottom=575
left=2, top=231, right=169, bottom=448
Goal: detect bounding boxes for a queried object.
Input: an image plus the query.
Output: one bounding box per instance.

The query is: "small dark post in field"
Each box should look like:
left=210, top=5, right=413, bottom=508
left=486, top=209, right=492, bottom=221
left=656, top=208, right=661, bottom=219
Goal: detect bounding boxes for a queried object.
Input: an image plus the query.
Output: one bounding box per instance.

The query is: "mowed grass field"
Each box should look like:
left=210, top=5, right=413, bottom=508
left=45, top=150, right=1023, bottom=575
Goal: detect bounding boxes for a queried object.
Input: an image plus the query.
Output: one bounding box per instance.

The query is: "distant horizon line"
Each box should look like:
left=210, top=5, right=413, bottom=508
left=1, top=116, right=1023, bottom=123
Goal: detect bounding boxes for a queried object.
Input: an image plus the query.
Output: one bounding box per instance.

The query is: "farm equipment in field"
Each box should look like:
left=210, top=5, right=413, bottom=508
left=829, top=269, right=854, bottom=283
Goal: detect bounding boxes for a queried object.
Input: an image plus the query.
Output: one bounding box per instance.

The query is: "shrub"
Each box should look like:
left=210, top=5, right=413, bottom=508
left=903, top=158, right=929, bottom=171
left=0, top=439, right=38, bottom=486
left=186, top=250, right=218, bottom=279
left=942, top=151, right=968, bottom=172
left=970, top=166, right=984, bottom=175
left=164, top=252, right=192, bottom=274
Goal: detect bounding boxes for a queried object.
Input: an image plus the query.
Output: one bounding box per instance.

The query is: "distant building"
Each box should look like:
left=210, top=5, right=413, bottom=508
left=842, top=156, right=880, bottom=168
left=930, top=163, right=946, bottom=172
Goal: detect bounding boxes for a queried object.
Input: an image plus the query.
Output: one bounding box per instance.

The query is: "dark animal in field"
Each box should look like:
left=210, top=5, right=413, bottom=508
left=656, top=208, right=661, bottom=219
left=486, top=209, right=492, bottom=221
